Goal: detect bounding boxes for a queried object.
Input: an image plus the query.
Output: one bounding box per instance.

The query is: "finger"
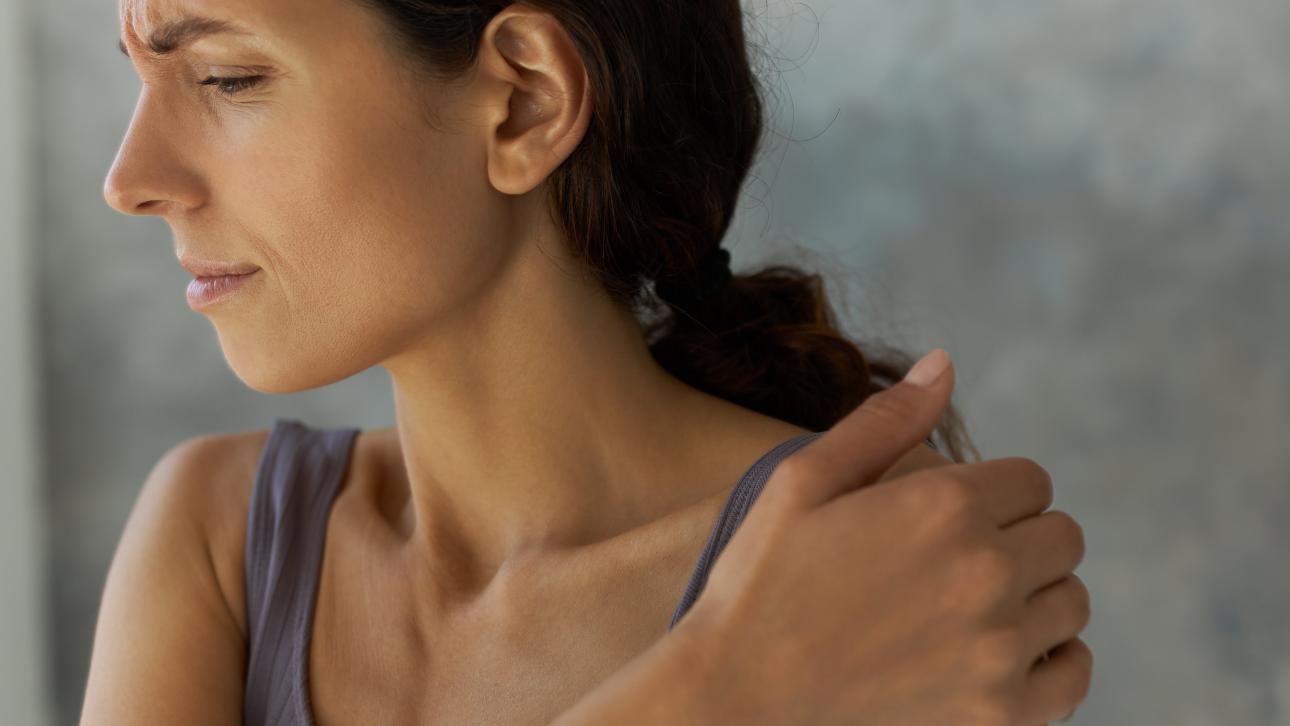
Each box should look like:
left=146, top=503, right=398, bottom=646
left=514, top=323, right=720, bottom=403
left=1021, top=574, right=1091, bottom=664
left=935, top=457, right=1054, bottom=529
left=782, top=348, right=956, bottom=509
left=1000, top=509, right=1086, bottom=594
left=1020, top=637, right=1093, bottom=725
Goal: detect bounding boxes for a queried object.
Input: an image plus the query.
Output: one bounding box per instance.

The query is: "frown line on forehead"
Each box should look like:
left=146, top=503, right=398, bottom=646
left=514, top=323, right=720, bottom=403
left=119, top=0, right=256, bottom=59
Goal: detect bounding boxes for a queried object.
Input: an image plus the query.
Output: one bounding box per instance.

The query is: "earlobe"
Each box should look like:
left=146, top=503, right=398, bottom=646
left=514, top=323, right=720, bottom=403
left=479, top=9, right=593, bottom=196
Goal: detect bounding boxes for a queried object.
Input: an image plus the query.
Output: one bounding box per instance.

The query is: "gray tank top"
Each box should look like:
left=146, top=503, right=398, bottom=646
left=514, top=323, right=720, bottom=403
left=242, top=417, right=827, bottom=726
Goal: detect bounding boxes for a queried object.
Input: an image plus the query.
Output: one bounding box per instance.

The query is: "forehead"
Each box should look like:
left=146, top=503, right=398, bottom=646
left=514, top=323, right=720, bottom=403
left=123, top=0, right=236, bottom=31
left=120, top=1, right=236, bottom=53
left=118, top=0, right=379, bottom=59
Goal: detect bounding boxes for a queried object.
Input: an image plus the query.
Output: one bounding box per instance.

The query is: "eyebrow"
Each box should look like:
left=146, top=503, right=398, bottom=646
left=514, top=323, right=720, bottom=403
left=118, top=16, right=253, bottom=58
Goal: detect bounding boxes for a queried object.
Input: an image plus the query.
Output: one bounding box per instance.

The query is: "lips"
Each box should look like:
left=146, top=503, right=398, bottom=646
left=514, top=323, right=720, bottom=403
left=176, top=253, right=262, bottom=311
left=177, top=253, right=261, bottom=279
left=185, top=269, right=261, bottom=310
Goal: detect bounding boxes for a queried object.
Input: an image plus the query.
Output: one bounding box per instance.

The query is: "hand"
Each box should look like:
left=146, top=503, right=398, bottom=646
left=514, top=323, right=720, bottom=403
left=676, top=349, right=1092, bottom=726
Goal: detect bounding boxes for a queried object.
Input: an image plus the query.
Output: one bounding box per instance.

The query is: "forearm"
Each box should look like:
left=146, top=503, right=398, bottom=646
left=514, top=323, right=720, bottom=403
left=550, top=616, right=721, bottom=726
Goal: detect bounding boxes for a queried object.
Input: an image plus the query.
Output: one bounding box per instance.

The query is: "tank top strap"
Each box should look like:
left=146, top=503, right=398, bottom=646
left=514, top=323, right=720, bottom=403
left=668, top=430, right=827, bottom=631
left=243, top=418, right=360, bottom=726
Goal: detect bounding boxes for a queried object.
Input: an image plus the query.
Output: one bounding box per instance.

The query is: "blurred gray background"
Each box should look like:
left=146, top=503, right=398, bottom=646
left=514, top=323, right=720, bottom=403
left=2, top=0, right=1286, bottom=724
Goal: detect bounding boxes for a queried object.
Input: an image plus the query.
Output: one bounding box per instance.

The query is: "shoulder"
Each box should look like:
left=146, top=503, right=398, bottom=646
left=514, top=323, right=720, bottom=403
left=190, top=422, right=382, bottom=638
left=134, top=428, right=271, bottom=559
left=80, top=428, right=273, bottom=723
left=143, top=428, right=274, bottom=640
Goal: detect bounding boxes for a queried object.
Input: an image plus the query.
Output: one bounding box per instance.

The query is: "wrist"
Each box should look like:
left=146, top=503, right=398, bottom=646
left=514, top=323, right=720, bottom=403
left=662, top=609, right=725, bottom=723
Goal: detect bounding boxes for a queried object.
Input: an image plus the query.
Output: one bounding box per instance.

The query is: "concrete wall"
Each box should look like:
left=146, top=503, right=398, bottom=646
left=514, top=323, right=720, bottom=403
left=26, top=0, right=1290, bottom=724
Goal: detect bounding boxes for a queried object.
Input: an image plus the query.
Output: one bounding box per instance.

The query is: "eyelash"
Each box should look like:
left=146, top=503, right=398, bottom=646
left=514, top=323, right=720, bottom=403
left=197, top=75, right=265, bottom=97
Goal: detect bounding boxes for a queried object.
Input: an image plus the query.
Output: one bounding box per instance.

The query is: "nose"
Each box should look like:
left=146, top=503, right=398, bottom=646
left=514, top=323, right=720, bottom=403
left=103, top=90, right=204, bottom=216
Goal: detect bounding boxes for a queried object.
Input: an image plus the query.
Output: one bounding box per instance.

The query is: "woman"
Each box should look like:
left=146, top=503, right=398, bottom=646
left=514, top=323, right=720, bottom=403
left=85, top=0, right=1089, bottom=723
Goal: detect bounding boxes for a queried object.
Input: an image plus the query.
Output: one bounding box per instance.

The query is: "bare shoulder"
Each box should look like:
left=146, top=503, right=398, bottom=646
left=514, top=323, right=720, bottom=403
left=171, top=428, right=275, bottom=639
left=194, top=425, right=389, bottom=638
left=79, top=427, right=271, bottom=725
left=111, top=429, right=274, bottom=643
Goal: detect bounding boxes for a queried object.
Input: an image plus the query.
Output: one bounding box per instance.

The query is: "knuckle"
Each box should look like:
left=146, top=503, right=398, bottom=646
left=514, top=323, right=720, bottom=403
left=1049, top=509, right=1086, bottom=565
left=957, top=546, right=1015, bottom=610
left=1015, top=457, right=1054, bottom=500
left=971, top=628, right=1025, bottom=679
left=921, top=475, right=975, bottom=523
left=1011, top=456, right=1052, bottom=508
left=972, top=546, right=1017, bottom=590
left=1066, top=574, right=1092, bottom=632
left=892, top=473, right=938, bottom=512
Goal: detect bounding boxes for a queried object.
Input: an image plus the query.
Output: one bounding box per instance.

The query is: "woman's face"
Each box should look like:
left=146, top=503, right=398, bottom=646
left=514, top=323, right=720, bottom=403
left=106, top=0, right=520, bottom=393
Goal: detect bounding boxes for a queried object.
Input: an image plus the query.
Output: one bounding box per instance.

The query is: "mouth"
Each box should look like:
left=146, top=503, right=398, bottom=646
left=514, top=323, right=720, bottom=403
left=183, top=264, right=261, bottom=311
left=178, top=253, right=260, bottom=279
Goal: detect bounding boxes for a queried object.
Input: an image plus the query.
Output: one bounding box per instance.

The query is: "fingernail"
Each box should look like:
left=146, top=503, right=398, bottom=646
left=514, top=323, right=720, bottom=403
left=903, top=348, right=950, bottom=387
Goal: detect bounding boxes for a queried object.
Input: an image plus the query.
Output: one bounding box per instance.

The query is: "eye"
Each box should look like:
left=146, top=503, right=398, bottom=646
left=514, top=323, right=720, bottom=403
left=197, top=75, right=265, bottom=97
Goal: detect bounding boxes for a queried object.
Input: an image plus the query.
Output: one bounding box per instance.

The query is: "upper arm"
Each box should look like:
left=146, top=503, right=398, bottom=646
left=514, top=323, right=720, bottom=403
left=80, top=434, right=252, bottom=726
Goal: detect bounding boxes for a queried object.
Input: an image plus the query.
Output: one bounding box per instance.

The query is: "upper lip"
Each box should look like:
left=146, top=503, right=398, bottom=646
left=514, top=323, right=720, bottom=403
left=177, top=253, right=261, bottom=278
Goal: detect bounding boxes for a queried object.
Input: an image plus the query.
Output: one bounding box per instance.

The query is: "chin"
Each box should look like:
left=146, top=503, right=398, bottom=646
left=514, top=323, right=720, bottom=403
left=227, top=360, right=349, bottom=395
left=217, top=339, right=365, bottom=395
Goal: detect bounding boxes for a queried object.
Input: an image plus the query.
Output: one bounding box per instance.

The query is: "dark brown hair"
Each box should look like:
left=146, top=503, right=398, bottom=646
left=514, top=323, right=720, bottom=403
left=356, top=0, right=982, bottom=463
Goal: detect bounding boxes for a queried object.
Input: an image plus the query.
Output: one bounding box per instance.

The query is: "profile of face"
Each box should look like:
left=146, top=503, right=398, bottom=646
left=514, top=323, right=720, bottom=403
left=105, top=0, right=592, bottom=393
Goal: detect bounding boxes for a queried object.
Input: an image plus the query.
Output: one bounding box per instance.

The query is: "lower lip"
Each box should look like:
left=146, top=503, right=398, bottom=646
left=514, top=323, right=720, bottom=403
left=186, top=270, right=260, bottom=310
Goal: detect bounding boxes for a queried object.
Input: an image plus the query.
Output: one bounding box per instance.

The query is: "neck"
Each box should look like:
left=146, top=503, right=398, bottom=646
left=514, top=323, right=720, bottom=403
left=377, top=238, right=799, bottom=606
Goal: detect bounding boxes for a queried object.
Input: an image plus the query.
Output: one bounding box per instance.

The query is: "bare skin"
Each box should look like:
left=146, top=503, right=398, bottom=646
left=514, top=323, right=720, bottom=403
left=97, top=0, right=960, bottom=723
left=200, top=426, right=951, bottom=724
left=552, top=355, right=1091, bottom=726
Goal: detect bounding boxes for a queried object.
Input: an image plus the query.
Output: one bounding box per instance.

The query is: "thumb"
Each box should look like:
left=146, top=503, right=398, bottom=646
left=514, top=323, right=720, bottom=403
left=781, top=347, right=956, bottom=509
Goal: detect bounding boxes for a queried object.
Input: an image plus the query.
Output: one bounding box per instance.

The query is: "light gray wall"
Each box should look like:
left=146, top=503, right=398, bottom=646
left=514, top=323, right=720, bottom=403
left=1, top=0, right=52, bottom=723
left=30, top=1, right=1290, bottom=725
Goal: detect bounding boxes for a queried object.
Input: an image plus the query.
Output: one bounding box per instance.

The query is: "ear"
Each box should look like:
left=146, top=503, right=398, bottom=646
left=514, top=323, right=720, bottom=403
left=475, top=6, right=593, bottom=196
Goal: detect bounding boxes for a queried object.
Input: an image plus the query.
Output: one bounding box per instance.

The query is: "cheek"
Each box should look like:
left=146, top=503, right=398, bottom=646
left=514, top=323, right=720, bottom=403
left=292, top=124, right=487, bottom=320
left=205, top=104, right=497, bottom=387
